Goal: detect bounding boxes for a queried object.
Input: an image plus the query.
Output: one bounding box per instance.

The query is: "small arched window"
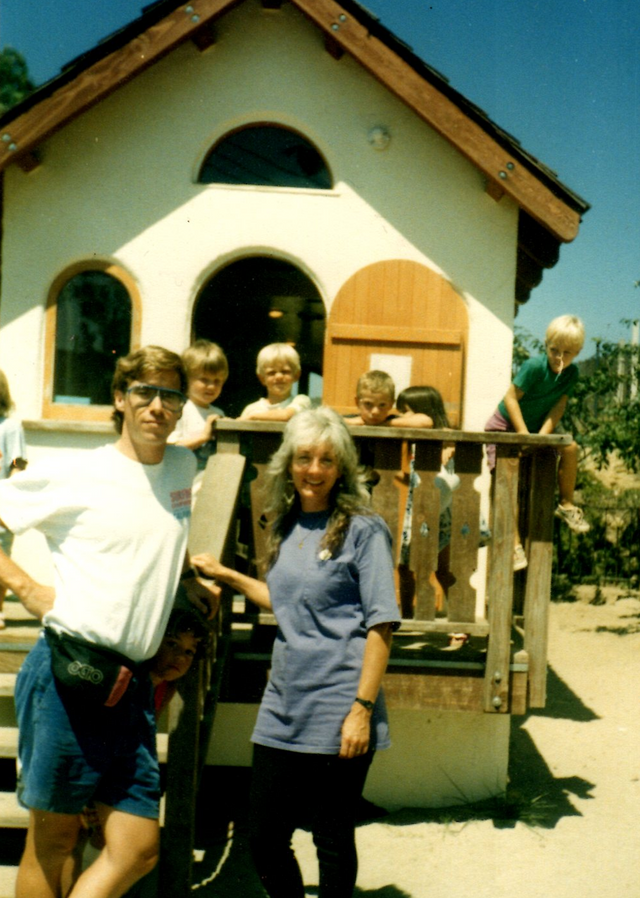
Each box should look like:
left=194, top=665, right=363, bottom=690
left=45, top=266, right=140, bottom=420
left=199, top=125, right=332, bottom=189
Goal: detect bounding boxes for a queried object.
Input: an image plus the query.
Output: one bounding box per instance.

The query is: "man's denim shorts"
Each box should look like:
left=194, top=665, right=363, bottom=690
left=15, top=634, right=160, bottom=818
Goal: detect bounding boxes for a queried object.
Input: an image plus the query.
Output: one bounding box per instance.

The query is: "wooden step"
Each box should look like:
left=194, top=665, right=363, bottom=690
left=0, top=864, right=17, bottom=898
left=0, top=728, right=17, bottom=759
left=0, top=675, right=16, bottom=698
left=0, top=792, right=28, bottom=828
left=0, top=727, right=167, bottom=763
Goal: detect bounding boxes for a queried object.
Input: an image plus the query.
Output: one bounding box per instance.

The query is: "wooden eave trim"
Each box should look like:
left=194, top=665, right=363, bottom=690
left=0, top=0, right=580, bottom=243
left=291, top=0, right=581, bottom=242
left=0, top=0, right=242, bottom=174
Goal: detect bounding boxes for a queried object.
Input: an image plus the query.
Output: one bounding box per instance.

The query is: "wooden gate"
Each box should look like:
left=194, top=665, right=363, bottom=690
left=322, top=260, right=468, bottom=426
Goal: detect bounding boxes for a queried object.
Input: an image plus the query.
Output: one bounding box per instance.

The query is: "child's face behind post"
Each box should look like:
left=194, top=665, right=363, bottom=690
left=189, top=369, right=226, bottom=408
left=356, top=390, right=394, bottom=425
left=153, top=632, right=200, bottom=682
left=259, top=360, right=298, bottom=404
left=545, top=341, right=580, bottom=375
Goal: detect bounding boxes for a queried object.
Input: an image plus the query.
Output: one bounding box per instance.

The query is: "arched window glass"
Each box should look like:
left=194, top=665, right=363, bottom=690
left=53, top=270, right=132, bottom=406
left=199, top=125, right=332, bottom=189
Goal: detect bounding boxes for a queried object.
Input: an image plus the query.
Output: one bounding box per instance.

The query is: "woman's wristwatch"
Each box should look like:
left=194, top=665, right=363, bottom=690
left=354, top=697, right=375, bottom=712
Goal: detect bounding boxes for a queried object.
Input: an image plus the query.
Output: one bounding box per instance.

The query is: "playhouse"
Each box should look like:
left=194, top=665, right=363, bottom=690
left=0, top=0, right=589, bottom=832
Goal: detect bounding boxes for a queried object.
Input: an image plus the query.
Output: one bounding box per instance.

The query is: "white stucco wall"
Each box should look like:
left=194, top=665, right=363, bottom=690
left=0, top=0, right=516, bottom=431
left=0, top=0, right=516, bottom=803
left=206, top=703, right=510, bottom=809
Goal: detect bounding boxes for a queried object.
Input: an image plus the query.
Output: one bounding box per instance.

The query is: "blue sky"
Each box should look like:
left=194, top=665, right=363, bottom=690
left=2, top=0, right=639, bottom=354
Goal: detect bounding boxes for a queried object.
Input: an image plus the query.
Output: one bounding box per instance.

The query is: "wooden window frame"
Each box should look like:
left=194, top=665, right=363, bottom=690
left=43, top=262, right=142, bottom=422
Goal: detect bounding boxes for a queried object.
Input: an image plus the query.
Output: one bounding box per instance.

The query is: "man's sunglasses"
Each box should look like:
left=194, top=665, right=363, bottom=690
left=126, top=384, right=187, bottom=412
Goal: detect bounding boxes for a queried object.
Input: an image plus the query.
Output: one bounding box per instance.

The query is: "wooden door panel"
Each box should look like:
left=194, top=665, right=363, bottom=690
left=324, top=260, right=468, bottom=427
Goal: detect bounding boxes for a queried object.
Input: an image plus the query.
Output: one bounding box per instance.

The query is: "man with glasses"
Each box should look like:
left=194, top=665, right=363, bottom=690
left=0, top=345, right=219, bottom=898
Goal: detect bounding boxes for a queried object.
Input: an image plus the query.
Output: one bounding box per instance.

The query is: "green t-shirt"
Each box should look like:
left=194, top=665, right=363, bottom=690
left=498, top=354, right=578, bottom=433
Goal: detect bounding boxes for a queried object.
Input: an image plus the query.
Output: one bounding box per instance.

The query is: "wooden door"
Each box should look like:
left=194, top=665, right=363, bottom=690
left=322, top=260, right=468, bottom=426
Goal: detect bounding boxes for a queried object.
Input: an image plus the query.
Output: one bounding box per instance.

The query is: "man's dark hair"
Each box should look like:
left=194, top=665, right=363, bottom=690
left=111, top=345, right=187, bottom=434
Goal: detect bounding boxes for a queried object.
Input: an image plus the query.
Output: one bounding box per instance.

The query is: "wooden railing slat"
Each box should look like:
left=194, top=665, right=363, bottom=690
left=483, top=450, right=519, bottom=712
left=447, top=442, right=483, bottom=622
left=410, top=441, right=442, bottom=619
left=523, top=449, right=557, bottom=707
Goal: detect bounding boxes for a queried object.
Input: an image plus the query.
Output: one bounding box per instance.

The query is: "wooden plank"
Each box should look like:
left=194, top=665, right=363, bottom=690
left=509, top=649, right=529, bottom=715
left=257, top=611, right=491, bottom=636
left=409, top=440, right=442, bottom=620
left=0, top=0, right=241, bottom=172
left=214, top=419, right=571, bottom=448
left=159, top=664, right=203, bottom=898
left=0, top=674, right=16, bottom=698
left=370, top=438, right=403, bottom=562
left=327, top=323, right=462, bottom=345
left=483, top=450, right=519, bottom=712
left=383, top=668, right=484, bottom=712
left=523, top=449, right=557, bottom=706
left=293, top=0, right=581, bottom=242
left=0, top=865, right=18, bottom=898
left=189, top=452, right=246, bottom=558
left=447, top=442, right=483, bottom=622
left=0, top=728, right=18, bottom=759
left=0, top=791, right=29, bottom=828
left=246, top=431, right=282, bottom=579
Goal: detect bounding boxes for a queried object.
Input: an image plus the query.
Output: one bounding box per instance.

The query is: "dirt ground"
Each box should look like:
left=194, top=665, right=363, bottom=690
left=186, top=586, right=640, bottom=898
left=2, top=588, right=639, bottom=897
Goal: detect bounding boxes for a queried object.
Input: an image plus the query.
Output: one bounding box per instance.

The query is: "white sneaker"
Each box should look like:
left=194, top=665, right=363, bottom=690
left=513, top=544, right=528, bottom=571
left=555, top=504, right=590, bottom=533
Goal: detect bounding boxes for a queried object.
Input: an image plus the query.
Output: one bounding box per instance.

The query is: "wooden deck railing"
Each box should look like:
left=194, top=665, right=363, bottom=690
left=158, top=420, right=570, bottom=896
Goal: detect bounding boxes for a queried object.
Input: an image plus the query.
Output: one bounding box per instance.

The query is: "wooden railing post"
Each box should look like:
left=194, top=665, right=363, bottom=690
left=484, top=448, right=519, bottom=712
left=523, top=447, right=557, bottom=707
left=159, top=664, right=203, bottom=898
left=159, top=449, right=245, bottom=897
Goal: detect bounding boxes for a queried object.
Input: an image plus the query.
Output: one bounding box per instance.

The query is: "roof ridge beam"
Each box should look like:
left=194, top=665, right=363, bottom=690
left=0, top=0, right=244, bottom=175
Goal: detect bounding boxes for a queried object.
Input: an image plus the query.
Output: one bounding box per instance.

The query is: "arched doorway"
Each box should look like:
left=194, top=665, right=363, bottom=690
left=192, top=257, right=325, bottom=417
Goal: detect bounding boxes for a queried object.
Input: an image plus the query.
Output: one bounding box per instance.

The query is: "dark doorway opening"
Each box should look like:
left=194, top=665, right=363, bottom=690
left=192, top=257, right=325, bottom=417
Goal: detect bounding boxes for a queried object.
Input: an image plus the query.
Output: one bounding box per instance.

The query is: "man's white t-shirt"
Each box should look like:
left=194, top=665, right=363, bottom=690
left=0, top=444, right=196, bottom=661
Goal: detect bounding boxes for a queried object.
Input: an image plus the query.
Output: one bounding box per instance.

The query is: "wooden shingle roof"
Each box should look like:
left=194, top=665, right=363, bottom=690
left=0, top=0, right=590, bottom=305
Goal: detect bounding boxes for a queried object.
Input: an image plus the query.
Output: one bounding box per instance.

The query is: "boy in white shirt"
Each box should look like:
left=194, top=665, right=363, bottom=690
left=169, top=340, right=228, bottom=470
left=239, top=343, right=311, bottom=422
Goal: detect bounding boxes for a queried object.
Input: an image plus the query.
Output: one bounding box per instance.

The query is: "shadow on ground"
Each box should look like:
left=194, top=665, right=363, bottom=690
left=161, top=655, right=602, bottom=894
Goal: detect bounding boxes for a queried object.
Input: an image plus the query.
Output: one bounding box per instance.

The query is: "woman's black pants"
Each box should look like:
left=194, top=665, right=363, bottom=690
left=249, top=743, right=374, bottom=898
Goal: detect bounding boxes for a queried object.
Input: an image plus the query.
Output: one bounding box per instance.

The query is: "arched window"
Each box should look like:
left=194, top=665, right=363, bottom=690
left=45, top=265, right=140, bottom=420
left=198, top=125, right=332, bottom=190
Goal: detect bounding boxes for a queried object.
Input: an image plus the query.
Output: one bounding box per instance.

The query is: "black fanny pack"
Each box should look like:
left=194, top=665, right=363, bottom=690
left=45, top=628, right=138, bottom=707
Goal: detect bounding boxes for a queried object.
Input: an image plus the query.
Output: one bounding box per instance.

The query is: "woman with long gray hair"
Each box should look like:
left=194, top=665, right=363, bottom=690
left=192, top=406, right=399, bottom=898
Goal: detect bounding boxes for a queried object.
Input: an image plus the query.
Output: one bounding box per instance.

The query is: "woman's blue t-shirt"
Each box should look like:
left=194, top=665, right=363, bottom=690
left=252, top=511, right=400, bottom=755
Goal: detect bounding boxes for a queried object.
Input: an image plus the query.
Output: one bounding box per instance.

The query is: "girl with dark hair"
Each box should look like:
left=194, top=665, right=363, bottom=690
left=396, top=386, right=459, bottom=617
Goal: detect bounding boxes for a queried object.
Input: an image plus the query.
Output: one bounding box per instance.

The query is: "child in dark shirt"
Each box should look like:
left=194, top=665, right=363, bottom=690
left=485, top=314, right=589, bottom=571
